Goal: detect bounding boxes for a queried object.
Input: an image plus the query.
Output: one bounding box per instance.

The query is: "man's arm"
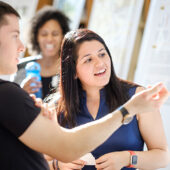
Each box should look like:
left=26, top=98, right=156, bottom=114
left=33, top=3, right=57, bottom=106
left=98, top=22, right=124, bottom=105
left=19, top=83, right=169, bottom=162
left=19, top=108, right=123, bottom=162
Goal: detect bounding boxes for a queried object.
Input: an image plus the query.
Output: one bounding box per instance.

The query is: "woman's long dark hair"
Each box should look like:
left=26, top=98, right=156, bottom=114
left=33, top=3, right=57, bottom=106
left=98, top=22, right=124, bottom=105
left=57, top=29, right=137, bottom=127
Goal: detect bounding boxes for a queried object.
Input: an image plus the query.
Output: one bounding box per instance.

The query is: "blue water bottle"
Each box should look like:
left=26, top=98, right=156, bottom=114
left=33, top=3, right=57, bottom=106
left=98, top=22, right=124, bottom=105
left=25, top=61, right=42, bottom=98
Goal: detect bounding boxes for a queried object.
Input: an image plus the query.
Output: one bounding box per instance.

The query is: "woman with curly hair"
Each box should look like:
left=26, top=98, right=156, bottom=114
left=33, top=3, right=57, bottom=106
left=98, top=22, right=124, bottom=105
left=14, top=6, right=70, bottom=99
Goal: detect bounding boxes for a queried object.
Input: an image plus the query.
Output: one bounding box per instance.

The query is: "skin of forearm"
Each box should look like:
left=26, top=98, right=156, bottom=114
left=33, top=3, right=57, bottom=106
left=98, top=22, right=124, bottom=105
left=138, top=149, right=170, bottom=169
left=123, top=149, right=170, bottom=169
left=44, top=154, right=53, bottom=161
left=52, top=110, right=123, bottom=162
left=20, top=108, right=126, bottom=163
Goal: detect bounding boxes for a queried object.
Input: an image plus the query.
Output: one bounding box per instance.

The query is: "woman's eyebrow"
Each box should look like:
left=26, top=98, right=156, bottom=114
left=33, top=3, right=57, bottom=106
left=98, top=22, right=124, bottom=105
left=80, top=48, right=105, bottom=60
left=80, top=54, right=91, bottom=61
left=98, top=48, right=105, bottom=53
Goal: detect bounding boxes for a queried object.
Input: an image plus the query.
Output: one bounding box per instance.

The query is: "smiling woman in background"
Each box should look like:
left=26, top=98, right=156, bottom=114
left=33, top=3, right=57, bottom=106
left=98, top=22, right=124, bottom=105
left=14, top=6, right=70, bottom=99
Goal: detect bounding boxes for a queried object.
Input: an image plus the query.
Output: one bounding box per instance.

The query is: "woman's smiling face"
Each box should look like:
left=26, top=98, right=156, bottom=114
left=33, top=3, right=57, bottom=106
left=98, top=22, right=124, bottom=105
left=37, top=19, right=63, bottom=58
left=76, top=40, right=111, bottom=91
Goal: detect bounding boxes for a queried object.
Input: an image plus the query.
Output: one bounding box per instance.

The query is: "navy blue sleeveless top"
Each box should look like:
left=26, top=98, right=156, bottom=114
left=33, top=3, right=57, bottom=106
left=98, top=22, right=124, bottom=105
left=75, top=87, right=144, bottom=170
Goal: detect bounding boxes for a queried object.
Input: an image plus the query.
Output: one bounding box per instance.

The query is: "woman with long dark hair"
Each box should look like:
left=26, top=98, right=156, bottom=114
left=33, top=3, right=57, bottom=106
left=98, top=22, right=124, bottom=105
left=56, top=29, right=169, bottom=170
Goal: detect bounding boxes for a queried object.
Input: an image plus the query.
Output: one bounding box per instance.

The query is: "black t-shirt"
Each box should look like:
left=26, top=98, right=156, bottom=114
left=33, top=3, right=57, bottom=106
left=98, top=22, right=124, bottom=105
left=0, top=79, right=49, bottom=170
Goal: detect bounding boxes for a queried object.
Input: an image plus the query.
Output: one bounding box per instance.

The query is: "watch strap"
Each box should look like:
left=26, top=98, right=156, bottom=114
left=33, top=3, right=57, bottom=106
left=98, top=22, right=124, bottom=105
left=119, top=106, right=129, bottom=117
left=127, top=150, right=137, bottom=168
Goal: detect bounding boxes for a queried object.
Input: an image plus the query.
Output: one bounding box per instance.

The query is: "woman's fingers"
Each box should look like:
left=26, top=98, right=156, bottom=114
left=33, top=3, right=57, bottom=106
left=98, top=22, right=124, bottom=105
left=22, top=77, right=42, bottom=94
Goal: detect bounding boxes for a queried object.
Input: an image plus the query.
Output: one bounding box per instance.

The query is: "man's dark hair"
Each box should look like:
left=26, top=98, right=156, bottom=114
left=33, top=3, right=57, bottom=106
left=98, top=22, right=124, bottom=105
left=0, top=1, right=20, bottom=27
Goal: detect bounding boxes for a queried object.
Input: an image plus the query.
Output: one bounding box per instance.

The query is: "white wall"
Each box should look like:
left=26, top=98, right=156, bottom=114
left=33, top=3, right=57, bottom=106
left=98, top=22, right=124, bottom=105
left=134, top=1, right=170, bottom=169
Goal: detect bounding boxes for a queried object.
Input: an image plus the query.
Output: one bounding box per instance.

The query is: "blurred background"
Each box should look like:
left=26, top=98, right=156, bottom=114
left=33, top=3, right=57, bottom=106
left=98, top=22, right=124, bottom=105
left=1, top=1, right=170, bottom=169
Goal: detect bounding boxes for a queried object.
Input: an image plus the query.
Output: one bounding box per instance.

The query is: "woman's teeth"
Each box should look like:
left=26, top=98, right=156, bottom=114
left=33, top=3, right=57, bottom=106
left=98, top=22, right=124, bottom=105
left=46, top=44, right=54, bottom=50
left=95, top=69, right=106, bottom=75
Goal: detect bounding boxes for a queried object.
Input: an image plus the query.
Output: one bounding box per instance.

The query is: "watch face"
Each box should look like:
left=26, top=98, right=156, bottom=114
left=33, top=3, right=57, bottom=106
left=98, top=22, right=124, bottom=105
left=132, top=155, right=138, bottom=165
left=123, top=115, right=133, bottom=125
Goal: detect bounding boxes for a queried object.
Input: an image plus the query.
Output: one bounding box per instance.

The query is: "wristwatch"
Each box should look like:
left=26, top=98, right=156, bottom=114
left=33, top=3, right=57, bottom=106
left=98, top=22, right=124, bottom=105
left=127, top=150, right=138, bottom=168
left=119, top=106, right=134, bottom=125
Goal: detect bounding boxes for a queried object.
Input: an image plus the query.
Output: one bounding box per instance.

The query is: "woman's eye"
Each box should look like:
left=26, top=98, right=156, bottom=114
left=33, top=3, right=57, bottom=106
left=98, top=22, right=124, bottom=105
left=41, top=33, right=47, bottom=37
left=52, top=32, right=59, bottom=36
left=85, top=58, right=92, bottom=63
left=99, top=53, right=105, bottom=57
left=40, top=31, right=48, bottom=36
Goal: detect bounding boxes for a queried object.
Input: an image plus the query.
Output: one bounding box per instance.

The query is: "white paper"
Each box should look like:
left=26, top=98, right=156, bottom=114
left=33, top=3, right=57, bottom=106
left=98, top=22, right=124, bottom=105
left=79, top=153, right=96, bottom=165
left=88, top=0, right=144, bottom=79
left=134, top=1, right=170, bottom=170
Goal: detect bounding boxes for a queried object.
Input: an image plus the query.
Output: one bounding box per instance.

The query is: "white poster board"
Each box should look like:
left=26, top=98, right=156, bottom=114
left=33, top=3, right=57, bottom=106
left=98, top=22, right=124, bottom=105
left=53, top=0, right=85, bottom=30
left=134, top=1, right=170, bottom=169
left=88, top=0, right=144, bottom=79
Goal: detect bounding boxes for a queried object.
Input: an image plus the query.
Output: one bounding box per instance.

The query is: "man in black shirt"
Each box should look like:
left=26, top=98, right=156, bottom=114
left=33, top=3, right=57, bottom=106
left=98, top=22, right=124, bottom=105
left=0, top=1, right=169, bottom=170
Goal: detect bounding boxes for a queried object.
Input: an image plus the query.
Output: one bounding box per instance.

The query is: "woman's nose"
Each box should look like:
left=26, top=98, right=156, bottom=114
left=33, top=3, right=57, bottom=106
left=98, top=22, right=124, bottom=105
left=46, top=34, right=54, bottom=42
left=95, top=57, right=104, bottom=67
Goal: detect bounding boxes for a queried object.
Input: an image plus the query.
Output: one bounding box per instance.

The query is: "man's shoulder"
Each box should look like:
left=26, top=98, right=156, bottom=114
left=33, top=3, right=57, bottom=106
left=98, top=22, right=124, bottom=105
left=0, top=79, right=20, bottom=88
left=0, top=79, right=27, bottom=99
